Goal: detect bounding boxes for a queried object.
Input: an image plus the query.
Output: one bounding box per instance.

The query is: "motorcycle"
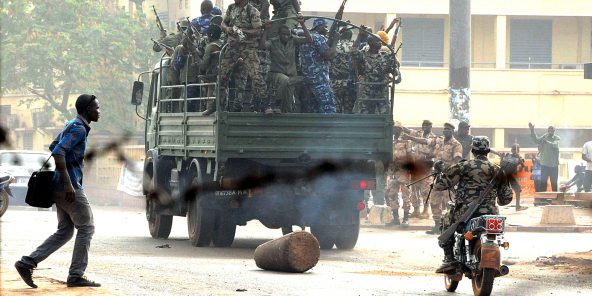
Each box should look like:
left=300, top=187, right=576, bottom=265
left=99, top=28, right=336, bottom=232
left=0, top=171, right=15, bottom=217
left=444, top=214, right=510, bottom=296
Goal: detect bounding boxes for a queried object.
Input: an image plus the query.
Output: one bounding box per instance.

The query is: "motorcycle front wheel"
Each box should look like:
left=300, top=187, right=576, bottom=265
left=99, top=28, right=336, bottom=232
left=0, top=190, right=9, bottom=217
left=444, top=274, right=460, bottom=292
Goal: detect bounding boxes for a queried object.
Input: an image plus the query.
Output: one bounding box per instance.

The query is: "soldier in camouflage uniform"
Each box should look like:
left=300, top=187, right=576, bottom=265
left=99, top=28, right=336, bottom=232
left=386, top=122, right=413, bottom=226
left=269, top=0, right=301, bottom=37
left=249, top=0, right=270, bottom=20
left=219, top=0, right=267, bottom=112
left=433, top=136, right=513, bottom=273
left=352, top=30, right=398, bottom=114
left=330, top=29, right=355, bottom=114
left=299, top=18, right=338, bottom=113
left=404, top=120, right=437, bottom=218
left=405, top=123, right=463, bottom=234
left=201, top=24, right=224, bottom=113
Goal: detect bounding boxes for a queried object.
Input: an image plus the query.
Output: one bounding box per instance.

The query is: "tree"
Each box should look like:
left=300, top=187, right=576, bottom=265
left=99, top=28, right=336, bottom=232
left=1, top=0, right=159, bottom=133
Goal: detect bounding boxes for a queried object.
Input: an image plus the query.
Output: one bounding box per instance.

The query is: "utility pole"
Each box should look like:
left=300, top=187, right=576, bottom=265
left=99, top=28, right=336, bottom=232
left=449, top=0, right=471, bottom=125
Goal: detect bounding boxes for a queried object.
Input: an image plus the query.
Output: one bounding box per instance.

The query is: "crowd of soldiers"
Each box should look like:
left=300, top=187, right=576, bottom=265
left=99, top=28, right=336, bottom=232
left=151, top=0, right=401, bottom=115
left=381, top=120, right=472, bottom=233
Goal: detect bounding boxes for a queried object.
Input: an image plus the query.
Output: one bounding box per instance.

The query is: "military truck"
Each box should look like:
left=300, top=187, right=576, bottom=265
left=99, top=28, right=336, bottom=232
left=131, top=18, right=396, bottom=249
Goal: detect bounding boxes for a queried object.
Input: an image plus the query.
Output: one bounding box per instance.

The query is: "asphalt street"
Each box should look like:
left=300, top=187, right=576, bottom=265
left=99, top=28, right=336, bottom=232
left=1, top=205, right=591, bottom=295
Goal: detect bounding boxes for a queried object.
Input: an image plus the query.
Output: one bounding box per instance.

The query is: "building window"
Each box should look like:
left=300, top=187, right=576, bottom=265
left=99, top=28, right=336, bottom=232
left=185, top=0, right=189, bottom=9
left=509, top=19, right=552, bottom=69
left=401, top=18, right=445, bottom=67
left=31, top=108, right=50, bottom=128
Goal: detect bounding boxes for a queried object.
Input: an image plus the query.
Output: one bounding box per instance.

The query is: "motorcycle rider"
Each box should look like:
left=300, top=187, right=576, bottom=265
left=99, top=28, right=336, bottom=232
left=431, top=136, right=513, bottom=274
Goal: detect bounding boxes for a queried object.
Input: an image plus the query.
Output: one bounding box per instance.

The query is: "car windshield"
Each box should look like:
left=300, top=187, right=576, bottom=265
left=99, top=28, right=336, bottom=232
left=0, top=153, right=49, bottom=169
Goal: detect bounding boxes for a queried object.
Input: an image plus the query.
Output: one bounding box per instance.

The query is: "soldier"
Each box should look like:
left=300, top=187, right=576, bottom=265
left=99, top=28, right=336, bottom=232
left=405, top=120, right=437, bottom=219
left=454, top=121, right=473, bottom=160
left=299, top=18, right=338, bottom=114
left=330, top=28, right=355, bottom=114
left=352, top=29, right=398, bottom=114
left=219, top=0, right=267, bottom=112
left=201, top=24, right=224, bottom=114
left=153, top=19, right=188, bottom=54
left=433, top=136, right=513, bottom=273
left=171, top=27, right=203, bottom=112
left=404, top=123, right=463, bottom=234
left=386, top=122, right=413, bottom=226
left=261, top=15, right=312, bottom=113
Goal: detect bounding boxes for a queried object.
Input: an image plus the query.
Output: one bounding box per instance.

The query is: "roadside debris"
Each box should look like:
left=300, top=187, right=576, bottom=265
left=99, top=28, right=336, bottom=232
left=254, top=231, right=320, bottom=273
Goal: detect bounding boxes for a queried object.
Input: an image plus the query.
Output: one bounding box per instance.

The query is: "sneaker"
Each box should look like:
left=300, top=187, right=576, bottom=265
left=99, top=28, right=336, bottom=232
left=264, top=107, right=274, bottom=115
left=272, top=108, right=282, bottom=114
left=67, top=276, right=101, bottom=288
left=516, top=206, right=529, bottom=211
left=425, top=225, right=440, bottom=235
left=201, top=108, right=215, bottom=116
left=14, top=261, right=37, bottom=288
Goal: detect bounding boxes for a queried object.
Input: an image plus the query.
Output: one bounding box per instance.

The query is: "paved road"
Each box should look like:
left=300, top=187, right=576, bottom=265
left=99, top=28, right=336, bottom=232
left=1, top=206, right=591, bottom=295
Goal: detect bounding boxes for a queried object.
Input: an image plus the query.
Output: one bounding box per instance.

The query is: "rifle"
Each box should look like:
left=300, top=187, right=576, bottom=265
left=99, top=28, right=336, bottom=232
left=151, top=38, right=174, bottom=56
left=152, top=5, right=167, bottom=39
left=328, top=0, right=348, bottom=47
left=437, top=162, right=509, bottom=245
left=390, top=18, right=401, bottom=48
left=405, top=171, right=438, bottom=188
left=177, top=22, right=199, bottom=56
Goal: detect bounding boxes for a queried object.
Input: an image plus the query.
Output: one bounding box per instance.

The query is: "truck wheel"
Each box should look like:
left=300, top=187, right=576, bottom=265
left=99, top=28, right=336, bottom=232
left=334, top=224, right=360, bottom=250
left=311, top=225, right=336, bottom=250
left=187, top=198, right=215, bottom=247
left=147, top=197, right=173, bottom=239
left=212, top=212, right=236, bottom=247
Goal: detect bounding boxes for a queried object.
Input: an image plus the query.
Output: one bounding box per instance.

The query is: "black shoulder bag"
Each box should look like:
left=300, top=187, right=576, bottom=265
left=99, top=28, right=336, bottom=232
left=25, top=155, right=56, bottom=208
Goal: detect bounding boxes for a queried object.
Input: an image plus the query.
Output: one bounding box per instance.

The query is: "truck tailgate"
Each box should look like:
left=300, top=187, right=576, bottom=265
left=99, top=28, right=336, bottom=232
left=216, top=112, right=393, bottom=162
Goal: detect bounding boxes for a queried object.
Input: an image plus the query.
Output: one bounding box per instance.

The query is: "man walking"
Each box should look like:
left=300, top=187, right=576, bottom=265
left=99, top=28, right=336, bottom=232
left=529, top=122, right=560, bottom=191
left=15, top=94, right=101, bottom=288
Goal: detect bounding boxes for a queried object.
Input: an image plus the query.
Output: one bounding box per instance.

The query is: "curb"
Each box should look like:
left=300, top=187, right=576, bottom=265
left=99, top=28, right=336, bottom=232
left=361, top=223, right=592, bottom=233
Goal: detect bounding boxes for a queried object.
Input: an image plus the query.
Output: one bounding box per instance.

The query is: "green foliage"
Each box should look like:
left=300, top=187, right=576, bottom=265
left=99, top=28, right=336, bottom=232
left=1, top=0, right=159, bottom=133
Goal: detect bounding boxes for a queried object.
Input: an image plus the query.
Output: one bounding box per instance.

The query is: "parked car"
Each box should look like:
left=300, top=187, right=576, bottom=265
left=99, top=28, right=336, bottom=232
left=0, top=150, right=54, bottom=206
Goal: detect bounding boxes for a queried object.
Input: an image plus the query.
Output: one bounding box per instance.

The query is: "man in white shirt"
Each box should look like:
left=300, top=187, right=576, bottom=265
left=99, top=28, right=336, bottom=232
left=583, top=140, right=592, bottom=192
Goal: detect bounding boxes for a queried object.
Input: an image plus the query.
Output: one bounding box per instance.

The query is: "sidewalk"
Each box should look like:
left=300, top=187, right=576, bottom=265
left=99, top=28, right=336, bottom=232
left=361, top=199, right=592, bottom=233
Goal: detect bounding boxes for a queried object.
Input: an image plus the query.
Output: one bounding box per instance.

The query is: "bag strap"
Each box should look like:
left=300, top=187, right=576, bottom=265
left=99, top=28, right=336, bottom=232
left=38, top=154, right=53, bottom=171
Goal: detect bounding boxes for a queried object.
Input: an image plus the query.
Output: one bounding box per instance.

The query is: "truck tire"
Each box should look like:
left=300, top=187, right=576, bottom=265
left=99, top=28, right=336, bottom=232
left=212, top=212, right=236, bottom=247
left=147, top=197, right=173, bottom=239
left=311, top=225, right=336, bottom=250
left=187, top=176, right=215, bottom=247
left=187, top=198, right=215, bottom=247
left=334, top=224, right=360, bottom=250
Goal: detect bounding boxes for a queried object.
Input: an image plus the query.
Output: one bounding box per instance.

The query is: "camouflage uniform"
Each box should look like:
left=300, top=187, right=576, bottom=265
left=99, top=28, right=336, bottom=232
left=220, top=3, right=267, bottom=112
left=330, top=39, right=355, bottom=114
left=201, top=38, right=223, bottom=112
left=386, top=137, right=413, bottom=212
left=352, top=49, right=396, bottom=114
left=434, top=155, right=513, bottom=243
left=411, top=130, right=437, bottom=212
left=269, top=0, right=299, bottom=36
left=249, top=0, right=270, bottom=20
left=299, top=32, right=336, bottom=114
left=428, top=136, right=463, bottom=224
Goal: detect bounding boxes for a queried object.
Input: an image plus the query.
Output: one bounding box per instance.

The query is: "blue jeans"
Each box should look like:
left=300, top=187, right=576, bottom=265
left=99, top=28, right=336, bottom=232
left=20, top=189, right=95, bottom=280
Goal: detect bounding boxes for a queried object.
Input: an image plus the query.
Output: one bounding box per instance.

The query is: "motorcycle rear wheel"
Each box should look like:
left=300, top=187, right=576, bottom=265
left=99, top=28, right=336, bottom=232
left=472, top=240, right=495, bottom=296
left=0, top=190, right=9, bottom=218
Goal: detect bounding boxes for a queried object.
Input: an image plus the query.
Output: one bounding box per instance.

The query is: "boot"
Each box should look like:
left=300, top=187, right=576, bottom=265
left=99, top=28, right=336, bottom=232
left=419, top=207, right=430, bottom=219
left=387, top=210, right=400, bottom=226
left=401, top=210, right=410, bottom=226
left=426, top=221, right=441, bottom=235
left=436, top=244, right=457, bottom=274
